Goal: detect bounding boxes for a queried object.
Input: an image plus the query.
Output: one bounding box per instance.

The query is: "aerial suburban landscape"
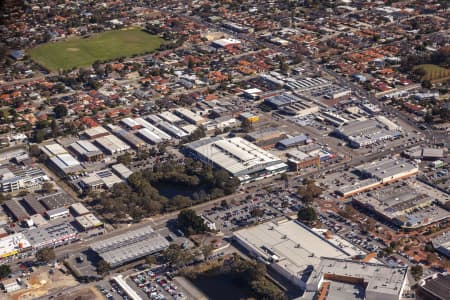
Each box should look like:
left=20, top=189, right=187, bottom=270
left=0, top=0, right=449, bottom=299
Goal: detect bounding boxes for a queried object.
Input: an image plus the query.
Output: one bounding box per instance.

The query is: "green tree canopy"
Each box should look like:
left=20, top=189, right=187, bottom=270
left=177, top=209, right=208, bottom=236
left=297, top=206, right=317, bottom=224
left=36, top=247, right=56, bottom=263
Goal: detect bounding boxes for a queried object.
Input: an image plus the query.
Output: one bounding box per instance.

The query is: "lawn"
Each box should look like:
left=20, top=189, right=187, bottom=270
left=414, top=64, right=450, bottom=82
left=28, top=28, right=164, bottom=71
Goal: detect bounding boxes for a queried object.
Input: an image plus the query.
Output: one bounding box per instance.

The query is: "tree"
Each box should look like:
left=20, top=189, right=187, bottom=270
left=297, top=206, right=317, bottom=224
left=410, top=265, right=423, bottom=281
left=36, top=247, right=56, bottom=263
left=161, top=244, right=193, bottom=267
left=53, top=104, right=68, bottom=119
left=250, top=208, right=264, bottom=218
left=177, top=209, right=208, bottom=236
left=220, top=200, right=229, bottom=208
left=116, top=153, right=132, bottom=166
left=200, top=244, right=214, bottom=259
left=145, top=255, right=157, bottom=265
left=41, top=182, right=54, bottom=194
left=97, top=259, right=110, bottom=275
left=0, top=265, right=11, bottom=279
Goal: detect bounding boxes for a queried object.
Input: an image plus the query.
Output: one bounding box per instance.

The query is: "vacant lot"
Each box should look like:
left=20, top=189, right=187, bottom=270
left=28, top=28, right=164, bottom=71
left=414, top=64, right=450, bottom=82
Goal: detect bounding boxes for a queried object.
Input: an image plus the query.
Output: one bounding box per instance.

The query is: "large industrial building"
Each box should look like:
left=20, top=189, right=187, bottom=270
left=90, top=226, right=169, bottom=268
left=337, top=158, right=419, bottom=198
left=351, top=180, right=449, bottom=229
left=184, top=137, right=287, bottom=183
left=95, top=135, right=131, bottom=155
left=69, top=140, right=104, bottom=162
left=234, top=220, right=409, bottom=300
left=355, top=157, right=418, bottom=184
left=48, top=153, right=83, bottom=177
left=302, top=258, right=408, bottom=300
left=233, top=220, right=353, bottom=289
left=334, top=118, right=402, bottom=148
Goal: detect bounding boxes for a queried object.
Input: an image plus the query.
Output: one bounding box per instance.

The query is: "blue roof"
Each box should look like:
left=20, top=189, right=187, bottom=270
left=278, top=135, right=308, bottom=147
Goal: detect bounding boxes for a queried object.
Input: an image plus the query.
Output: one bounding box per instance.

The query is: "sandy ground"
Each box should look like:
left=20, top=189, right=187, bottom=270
left=8, top=266, right=78, bottom=300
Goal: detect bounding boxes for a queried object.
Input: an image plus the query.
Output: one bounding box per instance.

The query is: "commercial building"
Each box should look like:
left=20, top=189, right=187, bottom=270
left=302, top=258, right=408, bottom=300
left=184, top=137, right=287, bottom=183
left=137, top=128, right=162, bottom=144
left=3, top=199, right=29, bottom=221
left=286, top=150, right=320, bottom=171
left=46, top=207, right=70, bottom=220
left=239, top=112, right=259, bottom=123
left=403, top=146, right=447, bottom=160
left=2, top=278, right=22, bottom=293
left=431, top=231, right=450, bottom=258
left=39, top=143, right=68, bottom=158
left=75, top=213, right=104, bottom=232
left=22, top=194, right=47, bottom=215
left=134, top=118, right=172, bottom=141
left=111, top=126, right=147, bottom=149
left=264, top=93, right=303, bottom=110
left=24, top=222, right=78, bottom=249
left=211, top=38, right=241, bottom=48
left=284, top=77, right=330, bottom=92
left=95, top=135, right=130, bottom=155
left=158, top=111, right=183, bottom=124
left=155, top=120, right=189, bottom=139
left=334, top=118, right=402, bottom=148
left=351, top=181, right=448, bottom=229
left=416, top=273, right=450, bottom=300
left=337, top=158, right=419, bottom=198
left=83, top=126, right=110, bottom=139
left=70, top=202, right=90, bottom=217
left=90, top=226, right=169, bottom=268
left=320, top=111, right=349, bottom=127
left=69, top=140, right=104, bottom=162
left=120, top=117, right=142, bottom=130
left=276, top=135, right=310, bottom=149
left=355, top=157, right=418, bottom=184
left=39, top=192, right=75, bottom=210
left=0, top=164, right=48, bottom=193
left=234, top=220, right=352, bottom=289
left=279, top=100, right=319, bottom=117
left=48, top=153, right=83, bottom=177
left=111, top=163, right=133, bottom=180
left=174, top=108, right=206, bottom=125
left=245, top=128, right=287, bottom=148
left=0, top=233, right=31, bottom=258
left=79, top=169, right=122, bottom=191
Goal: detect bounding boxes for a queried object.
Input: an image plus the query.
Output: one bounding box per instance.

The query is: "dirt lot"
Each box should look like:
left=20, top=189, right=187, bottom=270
left=9, top=266, right=78, bottom=300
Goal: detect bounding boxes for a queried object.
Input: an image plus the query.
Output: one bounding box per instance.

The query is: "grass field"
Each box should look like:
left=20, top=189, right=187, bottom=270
left=28, top=28, right=164, bottom=71
left=414, top=64, right=450, bottom=82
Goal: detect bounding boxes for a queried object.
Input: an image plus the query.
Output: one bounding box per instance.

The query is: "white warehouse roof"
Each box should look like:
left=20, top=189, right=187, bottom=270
left=95, top=135, right=130, bottom=154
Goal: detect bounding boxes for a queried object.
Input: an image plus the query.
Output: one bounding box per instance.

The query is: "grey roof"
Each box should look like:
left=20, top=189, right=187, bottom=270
left=264, top=93, right=301, bottom=108
left=22, top=195, right=47, bottom=215
left=24, top=221, right=78, bottom=248
left=90, top=225, right=169, bottom=267
left=3, top=199, right=29, bottom=221
left=277, top=134, right=308, bottom=148
left=306, top=258, right=407, bottom=299
left=39, top=192, right=75, bottom=210
left=419, top=274, right=450, bottom=300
